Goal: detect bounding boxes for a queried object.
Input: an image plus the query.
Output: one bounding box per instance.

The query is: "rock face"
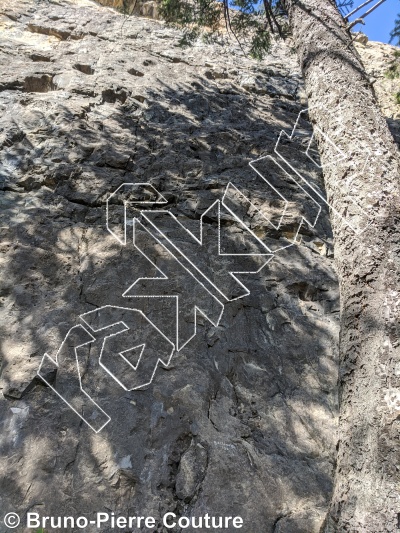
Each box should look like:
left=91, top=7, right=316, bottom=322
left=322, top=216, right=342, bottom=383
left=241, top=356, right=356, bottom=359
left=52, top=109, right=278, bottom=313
left=354, top=39, right=400, bottom=121
left=3, top=0, right=395, bottom=531
left=354, top=39, right=400, bottom=144
left=96, top=0, right=160, bottom=19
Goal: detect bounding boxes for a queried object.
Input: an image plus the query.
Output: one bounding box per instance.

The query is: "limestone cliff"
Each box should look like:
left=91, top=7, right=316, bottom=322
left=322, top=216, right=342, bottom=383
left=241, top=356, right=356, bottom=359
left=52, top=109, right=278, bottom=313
left=95, top=0, right=159, bottom=19
left=0, top=0, right=397, bottom=531
left=354, top=39, right=400, bottom=143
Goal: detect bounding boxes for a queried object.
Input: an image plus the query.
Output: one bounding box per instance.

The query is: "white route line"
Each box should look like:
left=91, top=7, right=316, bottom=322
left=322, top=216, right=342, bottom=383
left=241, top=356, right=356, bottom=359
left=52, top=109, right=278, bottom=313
left=106, top=183, right=168, bottom=245
left=125, top=218, right=225, bottom=351
left=80, top=305, right=175, bottom=391
left=248, top=154, right=322, bottom=233
left=279, top=106, right=373, bottom=235
left=40, top=98, right=380, bottom=431
left=140, top=199, right=272, bottom=303
left=37, top=325, right=111, bottom=433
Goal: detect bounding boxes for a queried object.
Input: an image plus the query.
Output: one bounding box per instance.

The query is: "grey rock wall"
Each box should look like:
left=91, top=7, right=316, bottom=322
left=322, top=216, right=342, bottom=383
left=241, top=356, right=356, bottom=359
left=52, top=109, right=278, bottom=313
left=0, top=0, right=340, bottom=531
left=95, top=0, right=160, bottom=19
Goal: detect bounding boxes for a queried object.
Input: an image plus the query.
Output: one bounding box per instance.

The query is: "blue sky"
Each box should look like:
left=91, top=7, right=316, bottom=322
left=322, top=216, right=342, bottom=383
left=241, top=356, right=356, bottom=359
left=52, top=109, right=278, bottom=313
left=348, top=0, right=399, bottom=43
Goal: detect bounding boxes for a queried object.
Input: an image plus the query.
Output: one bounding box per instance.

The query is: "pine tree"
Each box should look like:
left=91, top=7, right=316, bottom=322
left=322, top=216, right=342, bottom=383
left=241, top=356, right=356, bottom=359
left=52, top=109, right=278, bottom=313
left=391, top=12, right=400, bottom=45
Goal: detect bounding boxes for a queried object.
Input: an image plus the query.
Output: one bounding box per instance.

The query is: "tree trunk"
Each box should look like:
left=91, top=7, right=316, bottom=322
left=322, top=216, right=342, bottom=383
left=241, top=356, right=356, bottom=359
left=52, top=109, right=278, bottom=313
left=285, top=0, right=400, bottom=530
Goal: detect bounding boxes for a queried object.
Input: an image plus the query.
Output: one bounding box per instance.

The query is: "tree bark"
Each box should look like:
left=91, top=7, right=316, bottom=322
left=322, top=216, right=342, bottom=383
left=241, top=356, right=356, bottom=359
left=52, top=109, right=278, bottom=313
left=285, top=0, right=400, bottom=530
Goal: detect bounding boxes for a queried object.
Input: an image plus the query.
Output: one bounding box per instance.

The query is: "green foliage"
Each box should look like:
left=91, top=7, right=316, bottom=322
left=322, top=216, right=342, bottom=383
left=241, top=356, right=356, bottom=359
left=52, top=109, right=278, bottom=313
left=385, top=51, right=400, bottom=105
left=385, top=50, right=400, bottom=79
left=158, top=0, right=347, bottom=59
left=160, top=0, right=222, bottom=32
left=34, top=529, right=48, bottom=533
left=248, top=27, right=272, bottom=60
left=390, top=13, right=400, bottom=45
left=159, top=0, right=281, bottom=58
left=385, top=64, right=400, bottom=79
left=336, top=0, right=354, bottom=16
